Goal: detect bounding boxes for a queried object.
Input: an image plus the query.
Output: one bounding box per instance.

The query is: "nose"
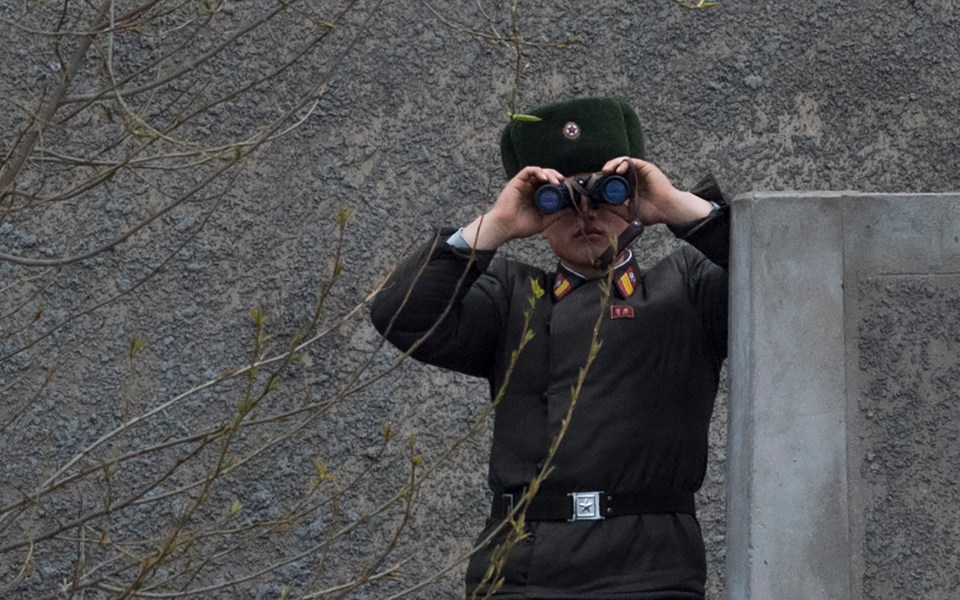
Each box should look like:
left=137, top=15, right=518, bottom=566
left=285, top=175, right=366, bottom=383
left=575, top=195, right=599, bottom=215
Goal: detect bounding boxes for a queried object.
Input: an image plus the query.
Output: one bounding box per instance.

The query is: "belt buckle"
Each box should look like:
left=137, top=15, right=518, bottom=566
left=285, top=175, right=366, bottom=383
left=569, top=491, right=603, bottom=521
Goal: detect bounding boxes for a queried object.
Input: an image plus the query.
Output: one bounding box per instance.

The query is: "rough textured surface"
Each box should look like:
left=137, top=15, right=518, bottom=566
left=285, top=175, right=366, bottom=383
left=843, top=195, right=960, bottom=600
left=730, top=193, right=960, bottom=599
left=855, top=275, right=960, bottom=600
left=3, top=0, right=960, bottom=598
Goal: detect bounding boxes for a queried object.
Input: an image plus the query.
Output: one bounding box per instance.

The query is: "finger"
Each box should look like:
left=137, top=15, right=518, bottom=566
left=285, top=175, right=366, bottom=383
left=601, top=156, right=637, bottom=174
left=633, top=158, right=662, bottom=179
left=511, top=167, right=545, bottom=195
left=519, top=166, right=564, bottom=190
left=541, top=168, right=565, bottom=185
left=600, top=156, right=626, bottom=173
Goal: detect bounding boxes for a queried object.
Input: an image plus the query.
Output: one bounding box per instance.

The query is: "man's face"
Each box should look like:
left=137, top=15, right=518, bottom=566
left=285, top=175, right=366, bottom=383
left=540, top=183, right=632, bottom=272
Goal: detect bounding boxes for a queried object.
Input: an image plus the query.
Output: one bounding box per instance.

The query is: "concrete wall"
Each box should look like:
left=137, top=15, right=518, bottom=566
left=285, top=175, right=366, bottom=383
left=729, top=192, right=960, bottom=599
left=3, top=0, right=960, bottom=597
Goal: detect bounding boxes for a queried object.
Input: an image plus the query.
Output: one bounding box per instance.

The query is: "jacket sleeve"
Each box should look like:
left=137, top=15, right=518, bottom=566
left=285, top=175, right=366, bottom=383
left=667, top=174, right=730, bottom=269
left=369, top=229, right=505, bottom=378
left=669, top=175, right=730, bottom=362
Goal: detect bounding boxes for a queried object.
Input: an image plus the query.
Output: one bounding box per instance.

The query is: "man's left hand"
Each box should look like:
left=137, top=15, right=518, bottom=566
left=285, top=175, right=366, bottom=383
left=601, top=157, right=714, bottom=226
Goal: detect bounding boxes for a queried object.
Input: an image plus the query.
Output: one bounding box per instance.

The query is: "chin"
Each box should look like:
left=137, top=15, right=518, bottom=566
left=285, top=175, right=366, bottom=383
left=546, top=231, right=616, bottom=269
left=558, top=244, right=609, bottom=270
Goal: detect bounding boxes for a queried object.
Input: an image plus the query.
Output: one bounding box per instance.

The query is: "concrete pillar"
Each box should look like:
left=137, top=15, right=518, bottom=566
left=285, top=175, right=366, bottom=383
left=727, top=193, right=960, bottom=600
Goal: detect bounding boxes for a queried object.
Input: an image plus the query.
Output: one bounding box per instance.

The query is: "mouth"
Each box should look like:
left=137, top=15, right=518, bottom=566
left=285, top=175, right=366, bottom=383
left=575, top=227, right=607, bottom=239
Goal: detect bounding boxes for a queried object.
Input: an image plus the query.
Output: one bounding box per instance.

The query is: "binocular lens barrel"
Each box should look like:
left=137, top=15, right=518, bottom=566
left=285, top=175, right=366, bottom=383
left=533, top=175, right=631, bottom=214
left=600, top=176, right=629, bottom=204
left=534, top=185, right=567, bottom=214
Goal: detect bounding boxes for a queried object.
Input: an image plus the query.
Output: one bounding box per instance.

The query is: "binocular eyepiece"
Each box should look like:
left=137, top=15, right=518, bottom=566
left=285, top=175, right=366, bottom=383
left=534, top=174, right=631, bottom=215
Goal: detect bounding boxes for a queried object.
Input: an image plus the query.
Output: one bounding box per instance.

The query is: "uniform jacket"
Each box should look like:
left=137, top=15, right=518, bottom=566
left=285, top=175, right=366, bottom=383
left=370, top=179, right=729, bottom=599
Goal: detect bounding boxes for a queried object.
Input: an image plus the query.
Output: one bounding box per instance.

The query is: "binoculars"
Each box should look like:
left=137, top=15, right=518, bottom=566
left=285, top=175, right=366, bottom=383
left=534, top=174, right=631, bottom=215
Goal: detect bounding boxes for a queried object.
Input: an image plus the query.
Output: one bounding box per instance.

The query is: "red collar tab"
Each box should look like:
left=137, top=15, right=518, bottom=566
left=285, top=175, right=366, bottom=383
left=553, top=264, right=587, bottom=301
left=615, top=265, right=638, bottom=299
left=553, top=271, right=578, bottom=301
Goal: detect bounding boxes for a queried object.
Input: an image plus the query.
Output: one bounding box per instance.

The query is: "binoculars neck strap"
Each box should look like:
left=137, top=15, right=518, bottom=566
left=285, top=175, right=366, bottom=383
left=594, top=219, right=645, bottom=271
left=593, top=161, right=643, bottom=270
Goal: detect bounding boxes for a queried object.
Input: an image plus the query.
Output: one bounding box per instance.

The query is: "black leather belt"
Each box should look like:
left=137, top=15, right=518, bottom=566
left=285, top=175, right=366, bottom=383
left=490, top=490, right=695, bottom=521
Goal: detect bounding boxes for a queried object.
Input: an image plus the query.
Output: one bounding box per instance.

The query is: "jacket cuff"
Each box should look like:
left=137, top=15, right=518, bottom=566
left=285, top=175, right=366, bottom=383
left=438, top=227, right=497, bottom=272
left=666, top=175, right=730, bottom=268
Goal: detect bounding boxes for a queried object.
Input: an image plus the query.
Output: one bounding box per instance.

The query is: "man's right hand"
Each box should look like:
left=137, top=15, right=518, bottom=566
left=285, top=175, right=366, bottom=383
left=459, top=166, right=565, bottom=251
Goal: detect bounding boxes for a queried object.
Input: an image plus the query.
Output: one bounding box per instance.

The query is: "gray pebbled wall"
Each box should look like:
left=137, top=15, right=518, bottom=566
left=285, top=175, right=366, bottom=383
left=845, top=197, right=960, bottom=600
left=2, top=0, right=959, bottom=598
left=855, top=275, right=960, bottom=598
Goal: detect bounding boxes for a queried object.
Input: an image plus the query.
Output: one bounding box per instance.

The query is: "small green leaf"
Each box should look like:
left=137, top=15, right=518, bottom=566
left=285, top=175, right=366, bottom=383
left=129, top=337, right=147, bottom=359
left=230, top=499, right=243, bottom=515
left=590, top=340, right=603, bottom=358
left=510, top=113, right=542, bottom=123
left=529, top=278, right=544, bottom=299
left=199, top=0, right=220, bottom=15
left=313, top=459, right=336, bottom=481
left=238, top=398, right=255, bottom=416
left=100, top=461, right=117, bottom=482
left=334, top=206, right=354, bottom=227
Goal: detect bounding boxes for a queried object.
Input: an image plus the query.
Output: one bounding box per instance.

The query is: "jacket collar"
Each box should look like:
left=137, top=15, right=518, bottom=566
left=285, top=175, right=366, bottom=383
left=552, top=252, right=643, bottom=301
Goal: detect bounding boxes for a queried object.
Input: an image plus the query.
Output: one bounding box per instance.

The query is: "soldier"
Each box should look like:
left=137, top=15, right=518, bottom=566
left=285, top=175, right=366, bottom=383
left=371, top=97, right=729, bottom=599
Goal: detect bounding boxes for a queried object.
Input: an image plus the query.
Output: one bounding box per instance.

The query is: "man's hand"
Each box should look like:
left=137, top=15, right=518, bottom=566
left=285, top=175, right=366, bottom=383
left=460, top=166, right=565, bottom=250
left=601, top=157, right=713, bottom=226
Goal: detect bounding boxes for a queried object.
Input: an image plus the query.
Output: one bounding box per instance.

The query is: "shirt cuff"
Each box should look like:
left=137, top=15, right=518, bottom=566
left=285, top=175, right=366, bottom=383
left=446, top=228, right=472, bottom=249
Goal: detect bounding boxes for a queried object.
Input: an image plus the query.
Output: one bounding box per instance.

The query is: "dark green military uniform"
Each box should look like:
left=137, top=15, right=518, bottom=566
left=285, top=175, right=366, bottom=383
left=371, top=98, right=729, bottom=598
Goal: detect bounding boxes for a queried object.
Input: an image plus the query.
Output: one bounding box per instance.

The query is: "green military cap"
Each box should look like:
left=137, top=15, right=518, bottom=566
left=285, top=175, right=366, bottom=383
left=500, top=97, right=645, bottom=179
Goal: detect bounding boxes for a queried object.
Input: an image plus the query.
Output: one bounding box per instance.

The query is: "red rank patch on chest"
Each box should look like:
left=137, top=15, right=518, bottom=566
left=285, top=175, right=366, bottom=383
left=610, top=305, right=634, bottom=319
